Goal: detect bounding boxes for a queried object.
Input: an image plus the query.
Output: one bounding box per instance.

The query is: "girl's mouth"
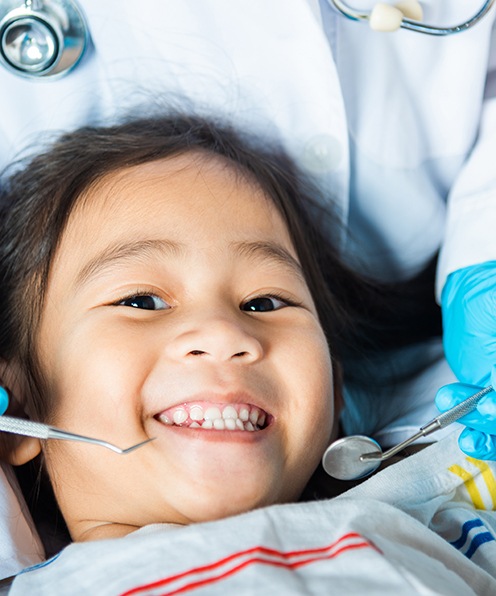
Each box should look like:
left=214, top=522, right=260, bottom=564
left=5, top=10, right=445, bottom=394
left=155, top=402, right=270, bottom=432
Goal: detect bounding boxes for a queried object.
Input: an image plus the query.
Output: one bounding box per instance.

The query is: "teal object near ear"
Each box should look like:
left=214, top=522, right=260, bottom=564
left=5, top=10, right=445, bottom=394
left=0, top=386, right=8, bottom=415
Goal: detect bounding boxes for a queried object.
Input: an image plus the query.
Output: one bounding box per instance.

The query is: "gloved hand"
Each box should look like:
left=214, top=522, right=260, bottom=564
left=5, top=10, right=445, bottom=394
left=435, top=378, right=496, bottom=460
left=440, top=261, right=496, bottom=459
left=442, top=261, right=496, bottom=386
left=0, top=386, right=7, bottom=415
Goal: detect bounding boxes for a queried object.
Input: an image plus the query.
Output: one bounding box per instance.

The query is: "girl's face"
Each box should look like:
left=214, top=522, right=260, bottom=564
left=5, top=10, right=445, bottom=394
left=35, top=152, right=336, bottom=541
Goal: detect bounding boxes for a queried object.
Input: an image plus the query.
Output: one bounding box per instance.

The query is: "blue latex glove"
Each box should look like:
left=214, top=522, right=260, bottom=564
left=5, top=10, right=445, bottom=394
left=435, top=379, right=496, bottom=460
left=441, top=261, right=496, bottom=459
left=0, top=386, right=7, bottom=415
left=442, top=261, right=496, bottom=386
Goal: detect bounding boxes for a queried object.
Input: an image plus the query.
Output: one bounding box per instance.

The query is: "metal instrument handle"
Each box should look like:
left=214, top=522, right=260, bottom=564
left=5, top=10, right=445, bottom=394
left=0, top=415, right=50, bottom=439
left=420, top=385, right=493, bottom=434
left=0, top=414, right=154, bottom=454
left=362, top=385, right=493, bottom=462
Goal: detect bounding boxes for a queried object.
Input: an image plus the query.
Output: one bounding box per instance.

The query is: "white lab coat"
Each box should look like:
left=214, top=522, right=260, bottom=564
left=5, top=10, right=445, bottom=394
left=0, top=0, right=495, bottom=294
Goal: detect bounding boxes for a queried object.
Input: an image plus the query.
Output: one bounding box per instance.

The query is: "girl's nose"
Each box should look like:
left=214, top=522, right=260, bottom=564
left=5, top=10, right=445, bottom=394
left=167, top=318, right=264, bottom=364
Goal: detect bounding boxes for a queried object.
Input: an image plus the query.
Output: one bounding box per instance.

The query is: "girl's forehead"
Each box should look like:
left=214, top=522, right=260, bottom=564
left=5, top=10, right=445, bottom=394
left=54, top=152, right=297, bottom=274
left=85, top=151, right=256, bottom=198
left=76, top=152, right=269, bottom=221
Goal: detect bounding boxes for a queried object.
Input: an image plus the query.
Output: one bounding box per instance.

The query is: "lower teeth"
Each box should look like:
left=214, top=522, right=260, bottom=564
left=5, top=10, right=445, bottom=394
left=158, top=411, right=265, bottom=431
left=196, top=419, right=259, bottom=431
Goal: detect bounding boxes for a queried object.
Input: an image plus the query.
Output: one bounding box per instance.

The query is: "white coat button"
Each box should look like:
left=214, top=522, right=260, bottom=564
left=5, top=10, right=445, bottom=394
left=302, top=135, right=343, bottom=173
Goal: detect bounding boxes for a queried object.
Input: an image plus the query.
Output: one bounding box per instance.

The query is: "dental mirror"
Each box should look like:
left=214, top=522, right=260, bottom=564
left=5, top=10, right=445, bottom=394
left=322, top=435, right=382, bottom=481
left=322, top=385, right=493, bottom=481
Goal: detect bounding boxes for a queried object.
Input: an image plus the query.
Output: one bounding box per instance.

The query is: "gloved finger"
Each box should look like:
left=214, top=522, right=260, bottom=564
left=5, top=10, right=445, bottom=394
left=435, top=383, right=496, bottom=433
left=435, top=383, right=482, bottom=412
left=458, top=427, right=496, bottom=460
left=0, top=387, right=8, bottom=415
left=459, top=390, right=496, bottom=433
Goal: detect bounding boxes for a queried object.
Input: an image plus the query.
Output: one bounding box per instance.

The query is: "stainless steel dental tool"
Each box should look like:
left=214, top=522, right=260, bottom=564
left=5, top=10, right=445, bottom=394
left=0, top=415, right=154, bottom=454
left=322, top=385, right=494, bottom=481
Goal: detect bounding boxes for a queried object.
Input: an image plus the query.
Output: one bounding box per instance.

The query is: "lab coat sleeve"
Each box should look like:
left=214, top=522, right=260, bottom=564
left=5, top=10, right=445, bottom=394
left=436, top=23, right=496, bottom=299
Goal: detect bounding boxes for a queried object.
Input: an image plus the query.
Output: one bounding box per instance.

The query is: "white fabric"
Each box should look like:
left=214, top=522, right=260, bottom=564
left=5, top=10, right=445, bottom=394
left=1, top=0, right=495, bottom=290
left=436, top=97, right=496, bottom=296
left=0, top=463, right=44, bottom=580
left=8, top=431, right=496, bottom=594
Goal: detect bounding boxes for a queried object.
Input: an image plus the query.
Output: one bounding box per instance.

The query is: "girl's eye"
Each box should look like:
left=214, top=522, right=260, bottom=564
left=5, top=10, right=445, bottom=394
left=117, top=294, right=170, bottom=311
left=242, top=295, right=291, bottom=312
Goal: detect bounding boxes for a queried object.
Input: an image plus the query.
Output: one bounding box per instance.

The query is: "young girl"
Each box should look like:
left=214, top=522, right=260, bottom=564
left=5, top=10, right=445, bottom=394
left=2, top=116, right=495, bottom=596
left=0, top=113, right=384, bottom=545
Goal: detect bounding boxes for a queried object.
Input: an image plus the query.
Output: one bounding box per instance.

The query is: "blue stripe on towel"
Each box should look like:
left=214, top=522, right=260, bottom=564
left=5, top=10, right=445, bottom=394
left=449, top=519, right=484, bottom=550
left=464, top=532, right=495, bottom=559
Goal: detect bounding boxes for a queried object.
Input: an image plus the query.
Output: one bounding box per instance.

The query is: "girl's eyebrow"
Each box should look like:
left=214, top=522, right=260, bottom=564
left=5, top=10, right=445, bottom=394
left=73, top=238, right=303, bottom=289
left=231, top=241, right=304, bottom=282
left=74, top=239, right=184, bottom=288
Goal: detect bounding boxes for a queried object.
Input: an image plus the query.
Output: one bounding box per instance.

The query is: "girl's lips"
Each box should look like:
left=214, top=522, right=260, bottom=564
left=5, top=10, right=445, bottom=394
left=155, top=401, right=270, bottom=432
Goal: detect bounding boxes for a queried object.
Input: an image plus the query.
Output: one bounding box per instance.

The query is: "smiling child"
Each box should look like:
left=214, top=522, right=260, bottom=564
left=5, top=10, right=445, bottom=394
left=0, top=115, right=368, bottom=542
left=2, top=116, right=495, bottom=596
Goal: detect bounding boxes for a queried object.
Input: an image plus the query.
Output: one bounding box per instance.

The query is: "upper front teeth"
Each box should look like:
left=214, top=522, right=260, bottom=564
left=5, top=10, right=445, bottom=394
left=158, top=403, right=267, bottom=431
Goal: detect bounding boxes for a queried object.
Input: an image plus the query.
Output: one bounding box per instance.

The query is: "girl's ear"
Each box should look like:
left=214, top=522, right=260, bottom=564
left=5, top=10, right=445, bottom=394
left=0, top=359, right=42, bottom=465
left=1, top=432, right=42, bottom=466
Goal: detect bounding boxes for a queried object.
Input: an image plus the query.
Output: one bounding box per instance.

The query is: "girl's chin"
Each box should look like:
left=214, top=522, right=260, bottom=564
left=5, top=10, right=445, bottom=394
left=178, top=493, right=282, bottom=524
left=159, top=472, right=291, bottom=524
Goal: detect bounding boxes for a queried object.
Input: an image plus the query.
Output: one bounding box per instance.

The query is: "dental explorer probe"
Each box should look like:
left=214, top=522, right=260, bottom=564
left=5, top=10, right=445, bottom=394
left=0, top=415, right=154, bottom=454
left=322, top=385, right=493, bottom=481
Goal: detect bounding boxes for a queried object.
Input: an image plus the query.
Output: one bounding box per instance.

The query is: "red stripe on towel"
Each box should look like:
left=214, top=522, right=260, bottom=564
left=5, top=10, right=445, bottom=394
left=121, top=532, right=378, bottom=596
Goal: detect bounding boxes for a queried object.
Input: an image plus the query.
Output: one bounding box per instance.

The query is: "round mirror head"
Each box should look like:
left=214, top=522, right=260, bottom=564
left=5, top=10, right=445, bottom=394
left=322, top=435, right=382, bottom=481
